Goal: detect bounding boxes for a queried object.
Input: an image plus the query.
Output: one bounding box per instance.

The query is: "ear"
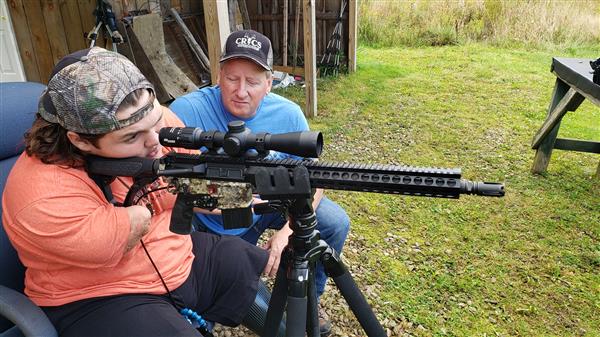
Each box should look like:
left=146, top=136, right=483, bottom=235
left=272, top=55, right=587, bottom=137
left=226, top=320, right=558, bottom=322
left=265, top=73, right=273, bottom=94
left=66, top=131, right=96, bottom=153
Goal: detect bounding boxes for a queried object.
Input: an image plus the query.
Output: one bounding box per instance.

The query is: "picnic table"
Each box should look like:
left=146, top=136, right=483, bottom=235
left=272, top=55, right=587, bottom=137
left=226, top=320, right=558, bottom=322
left=531, top=57, right=600, bottom=177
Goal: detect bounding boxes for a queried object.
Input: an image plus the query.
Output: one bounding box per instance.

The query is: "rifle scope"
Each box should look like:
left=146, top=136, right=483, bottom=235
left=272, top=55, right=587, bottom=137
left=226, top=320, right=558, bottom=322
left=159, top=121, right=323, bottom=158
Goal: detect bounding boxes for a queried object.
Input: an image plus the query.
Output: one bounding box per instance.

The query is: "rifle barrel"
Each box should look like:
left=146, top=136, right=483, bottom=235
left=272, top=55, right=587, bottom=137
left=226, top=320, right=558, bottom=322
left=160, top=153, right=505, bottom=198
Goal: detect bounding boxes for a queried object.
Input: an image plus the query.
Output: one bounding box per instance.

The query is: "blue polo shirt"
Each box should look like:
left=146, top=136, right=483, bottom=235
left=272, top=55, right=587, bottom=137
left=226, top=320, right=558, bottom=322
left=169, top=86, right=310, bottom=235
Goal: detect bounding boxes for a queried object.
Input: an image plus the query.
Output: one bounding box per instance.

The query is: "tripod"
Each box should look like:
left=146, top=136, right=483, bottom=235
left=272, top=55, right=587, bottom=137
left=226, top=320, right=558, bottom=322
left=259, top=166, right=386, bottom=337
left=84, top=0, right=123, bottom=52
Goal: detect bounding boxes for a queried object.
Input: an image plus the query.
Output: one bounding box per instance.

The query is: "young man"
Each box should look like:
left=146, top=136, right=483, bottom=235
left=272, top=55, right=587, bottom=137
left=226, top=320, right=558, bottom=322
left=2, top=47, right=268, bottom=337
left=169, top=29, right=350, bottom=335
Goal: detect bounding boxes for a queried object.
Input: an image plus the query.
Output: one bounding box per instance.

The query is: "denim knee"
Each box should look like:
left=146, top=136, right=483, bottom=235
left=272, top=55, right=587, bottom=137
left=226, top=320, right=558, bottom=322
left=315, top=196, right=350, bottom=254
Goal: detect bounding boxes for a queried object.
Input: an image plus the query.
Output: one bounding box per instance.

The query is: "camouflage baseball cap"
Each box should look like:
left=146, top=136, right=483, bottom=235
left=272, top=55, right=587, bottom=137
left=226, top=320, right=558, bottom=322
left=39, top=47, right=155, bottom=134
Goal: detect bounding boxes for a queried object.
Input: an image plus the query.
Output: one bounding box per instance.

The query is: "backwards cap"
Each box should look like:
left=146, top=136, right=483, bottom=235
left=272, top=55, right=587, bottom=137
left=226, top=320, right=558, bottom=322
left=39, top=47, right=155, bottom=134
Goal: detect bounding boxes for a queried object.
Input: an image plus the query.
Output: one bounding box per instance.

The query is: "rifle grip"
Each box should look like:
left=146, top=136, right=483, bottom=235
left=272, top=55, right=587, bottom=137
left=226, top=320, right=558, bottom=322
left=170, top=194, right=194, bottom=234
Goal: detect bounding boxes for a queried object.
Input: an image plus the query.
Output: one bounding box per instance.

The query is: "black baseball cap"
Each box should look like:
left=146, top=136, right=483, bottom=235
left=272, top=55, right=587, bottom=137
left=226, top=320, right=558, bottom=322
left=220, top=30, right=273, bottom=71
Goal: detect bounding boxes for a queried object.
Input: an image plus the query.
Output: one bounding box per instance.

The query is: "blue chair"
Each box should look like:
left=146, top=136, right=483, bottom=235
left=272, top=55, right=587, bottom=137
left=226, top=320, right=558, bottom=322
left=0, top=82, right=57, bottom=337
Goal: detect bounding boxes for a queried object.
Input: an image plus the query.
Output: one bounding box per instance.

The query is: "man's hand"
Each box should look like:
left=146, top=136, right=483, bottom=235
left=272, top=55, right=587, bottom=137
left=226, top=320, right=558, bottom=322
left=125, top=205, right=151, bottom=251
left=262, top=222, right=293, bottom=277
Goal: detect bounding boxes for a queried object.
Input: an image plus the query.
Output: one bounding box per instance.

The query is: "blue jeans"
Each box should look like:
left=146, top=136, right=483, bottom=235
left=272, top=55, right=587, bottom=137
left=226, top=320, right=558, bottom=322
left=196, top=196, right=350, bottom=298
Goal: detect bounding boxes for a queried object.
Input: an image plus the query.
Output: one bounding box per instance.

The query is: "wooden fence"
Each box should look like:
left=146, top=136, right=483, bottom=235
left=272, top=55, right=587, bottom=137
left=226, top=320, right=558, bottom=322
left=7, top=0, right=353, bottom=87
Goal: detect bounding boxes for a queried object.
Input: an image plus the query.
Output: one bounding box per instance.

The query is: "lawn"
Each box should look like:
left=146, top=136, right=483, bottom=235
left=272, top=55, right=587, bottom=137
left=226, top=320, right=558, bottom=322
left=273, top=43, right=599, bottom=336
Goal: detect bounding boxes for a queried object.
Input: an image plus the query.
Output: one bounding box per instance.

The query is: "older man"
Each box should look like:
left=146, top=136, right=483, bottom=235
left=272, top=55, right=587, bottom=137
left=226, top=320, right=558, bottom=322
left=169, top=30, right=350, bottom=336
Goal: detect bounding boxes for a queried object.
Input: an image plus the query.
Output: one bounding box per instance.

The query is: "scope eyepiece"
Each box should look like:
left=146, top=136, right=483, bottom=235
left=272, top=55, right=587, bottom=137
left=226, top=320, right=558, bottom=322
left=159, top=122, right=323, bottom=158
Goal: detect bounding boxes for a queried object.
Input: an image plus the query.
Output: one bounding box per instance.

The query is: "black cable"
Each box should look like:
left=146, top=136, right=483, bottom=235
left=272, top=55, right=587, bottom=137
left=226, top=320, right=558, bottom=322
left=139, top=240, right=178, bottom=307
left=133, top=186, right=170, bottom=206
left=125, top=184, right=179, bottom=308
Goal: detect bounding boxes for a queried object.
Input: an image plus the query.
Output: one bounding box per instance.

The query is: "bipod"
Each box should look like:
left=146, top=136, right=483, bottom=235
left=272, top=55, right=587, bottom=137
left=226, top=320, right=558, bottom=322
left=260, top=166, right=386, bottom=337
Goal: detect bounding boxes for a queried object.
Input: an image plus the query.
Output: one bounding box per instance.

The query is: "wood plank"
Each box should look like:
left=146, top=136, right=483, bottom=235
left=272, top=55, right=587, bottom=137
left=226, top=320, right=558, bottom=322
left=203, top=0, right=230, bottom=84
left=78, top=0, right=103, bottom=48
left=42, top=0, right=70, bottom=63
left=319, top=0, right=325, bottom=58
left=273, top=65, right=304, bottom=77
left=23, top=0, right=54, bottom=83
left=189, top=0, right=202, bottom=14
left=283, top=0, right=288, bottom=66
left=531, top=87, right=584, bottom=149
left=6, top=0, right=41, bottom=82
left=131, top=13, right=197, bottom=99
left=271, top=0, right=279, bottom=59
left=553, top=138, right=600, bottom=153
left=169, top=7, right=210, bottom=71
left=348, top=0, right=357, bottom=72
left=227, top=0, right=236, bottom=32
left=59, top=0, right=87, bottom=52
left=256, top=0, right=263, bottom=32
left=186, top=16, right=209, bottom=56
left=531, top=79, right=569, bottom=174
left=110, top=0, right=123, bottom=19
left=164, top=21, right=202, bottom=85
left=170, top=0, right=182, bottom=12
left=238, top=0, right=251, bottom=29
left=249, top=12, right=347, bottom=21
left=292, top=0, right=300, bottom=67
left=116, top=19, right=171, bottom=103
left=181, top=0, right=191, bottom=15
left=553, top=70, right=600, bottom=107
left=302, top=0, right=316, bottom=117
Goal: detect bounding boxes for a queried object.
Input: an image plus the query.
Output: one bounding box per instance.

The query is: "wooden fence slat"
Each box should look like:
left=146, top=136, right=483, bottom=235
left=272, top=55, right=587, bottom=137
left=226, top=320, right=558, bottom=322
left=78, top=0, right=103, bottom=48
left=59, top=0, right=86, bottom=52
left=42, top=0, right=70, bottom=64
left=22, top=0, right=54, bottom=83
left=170, top=7, right=210, bottom=71
left=238, top=0, right=251, bottom=29
left=348, top=0, right=357, bottom=72
left=169, top=0, right=182, bottom=12
left=302, top=0, right=316, bottom=117
left=203, top=0, right=230, bottom=84
left=283, top=0, right=287, bottom=66
left=181, top=0, right=191, bottom=15
left=270, top=0, right=279, bottom=59
left=6, top=0, right=41, bottom=82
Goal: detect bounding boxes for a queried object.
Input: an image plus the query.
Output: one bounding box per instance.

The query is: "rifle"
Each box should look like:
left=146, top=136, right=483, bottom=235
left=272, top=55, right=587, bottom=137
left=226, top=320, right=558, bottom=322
left=86, top=122, right=504, bottom=336
left=87, top=121, right=505, bottom=234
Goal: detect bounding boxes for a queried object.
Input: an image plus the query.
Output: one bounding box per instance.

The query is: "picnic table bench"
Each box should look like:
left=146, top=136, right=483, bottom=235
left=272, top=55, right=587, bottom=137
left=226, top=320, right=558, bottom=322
left=531, top=57, right=600, bottom=177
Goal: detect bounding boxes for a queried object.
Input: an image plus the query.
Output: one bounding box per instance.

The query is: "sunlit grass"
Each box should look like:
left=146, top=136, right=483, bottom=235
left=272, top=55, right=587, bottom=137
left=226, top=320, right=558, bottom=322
left=274, top=43, right=599, bottom=336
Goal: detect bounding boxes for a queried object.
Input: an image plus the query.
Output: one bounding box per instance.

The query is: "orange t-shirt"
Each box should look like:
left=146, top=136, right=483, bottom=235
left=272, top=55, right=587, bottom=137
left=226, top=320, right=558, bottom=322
left=2, top=109, right=195, bottom=307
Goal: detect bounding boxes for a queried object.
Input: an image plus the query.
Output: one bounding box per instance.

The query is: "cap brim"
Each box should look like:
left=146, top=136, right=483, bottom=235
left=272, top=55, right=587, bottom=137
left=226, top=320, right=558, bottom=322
left=220, top=54, right=272, bottom=71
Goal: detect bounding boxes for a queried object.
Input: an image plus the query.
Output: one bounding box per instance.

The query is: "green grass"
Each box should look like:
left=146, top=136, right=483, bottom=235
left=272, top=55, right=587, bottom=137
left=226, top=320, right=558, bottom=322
left=274, top=43, right=600, bottom=336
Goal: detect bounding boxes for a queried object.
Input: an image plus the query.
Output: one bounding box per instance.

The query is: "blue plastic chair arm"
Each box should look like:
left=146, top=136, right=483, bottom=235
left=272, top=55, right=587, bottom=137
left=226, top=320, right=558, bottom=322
left=0, top=286, right=57, bottom=337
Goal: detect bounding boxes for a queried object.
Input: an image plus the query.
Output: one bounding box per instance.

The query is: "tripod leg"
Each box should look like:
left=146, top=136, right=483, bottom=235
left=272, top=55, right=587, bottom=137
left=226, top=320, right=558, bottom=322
left=306, top=265, right=320, bottom=337
left=322, top=249, right=386, bottom=337
left=285, top=259, right=311, bottom=337
left=86, top=22, right=103, bottom=48
left=264, top=266, right=289, bottom=337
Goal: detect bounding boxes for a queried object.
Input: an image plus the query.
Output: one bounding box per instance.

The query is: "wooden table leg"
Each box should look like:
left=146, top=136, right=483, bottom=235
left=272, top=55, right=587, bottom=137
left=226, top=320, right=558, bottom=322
left=531, top=79, right=584, bottom=174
